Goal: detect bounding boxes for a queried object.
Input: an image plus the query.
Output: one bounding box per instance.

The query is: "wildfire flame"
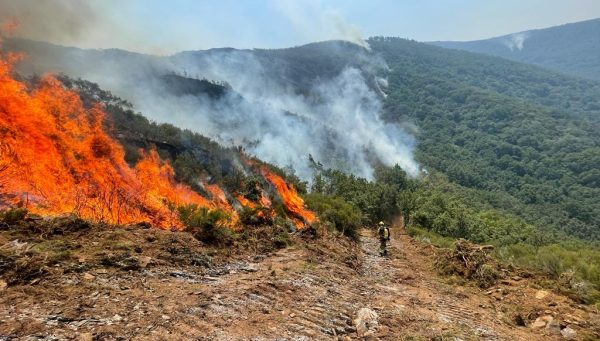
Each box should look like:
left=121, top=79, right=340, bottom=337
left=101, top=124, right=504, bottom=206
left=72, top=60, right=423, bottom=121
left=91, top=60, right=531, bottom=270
left=203, top=183, right=239, bottom=227
left=0, top=51, right=211, bottom=229
left=258, top=167, right=317, bottom=229
left=239, top=155, right=316, bottom=228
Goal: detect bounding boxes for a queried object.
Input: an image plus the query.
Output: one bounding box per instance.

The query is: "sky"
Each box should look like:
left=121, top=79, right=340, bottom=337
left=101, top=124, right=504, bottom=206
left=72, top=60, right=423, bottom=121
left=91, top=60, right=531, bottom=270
left=2, top=0, right=600, bottom=54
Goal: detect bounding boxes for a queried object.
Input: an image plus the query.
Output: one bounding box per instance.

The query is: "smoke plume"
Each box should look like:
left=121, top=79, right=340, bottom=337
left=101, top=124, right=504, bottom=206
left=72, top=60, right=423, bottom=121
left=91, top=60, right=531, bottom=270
left=273, top=0, right=370, bottom=49
left=119, top=47, right=419, bottom=179
left=503, top=32, right=529, bottom=51
left=0, top=0, right=101, bottom=44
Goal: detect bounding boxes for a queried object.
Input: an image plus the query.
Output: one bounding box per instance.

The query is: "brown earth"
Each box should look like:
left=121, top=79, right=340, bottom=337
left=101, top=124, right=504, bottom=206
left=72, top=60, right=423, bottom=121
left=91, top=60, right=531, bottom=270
left=0, top=221, right=599, bottom=340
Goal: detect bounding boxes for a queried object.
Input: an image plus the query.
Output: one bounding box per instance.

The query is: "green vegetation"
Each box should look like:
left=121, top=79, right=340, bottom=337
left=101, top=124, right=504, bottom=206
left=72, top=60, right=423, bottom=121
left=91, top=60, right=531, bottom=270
left=178, top=205, right=235, bottom=246
left=304, top=193, right=362, bottom=240
left=304, top=161, right=600, bottom=303
left=0, top=208, right=28, bottom=224
left=369, top=37, right=600, bottom=241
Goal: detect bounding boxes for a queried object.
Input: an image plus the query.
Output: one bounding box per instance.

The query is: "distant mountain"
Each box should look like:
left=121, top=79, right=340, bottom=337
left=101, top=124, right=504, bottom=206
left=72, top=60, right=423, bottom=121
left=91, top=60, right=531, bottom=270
left=431, top=18, right=600, bottom=81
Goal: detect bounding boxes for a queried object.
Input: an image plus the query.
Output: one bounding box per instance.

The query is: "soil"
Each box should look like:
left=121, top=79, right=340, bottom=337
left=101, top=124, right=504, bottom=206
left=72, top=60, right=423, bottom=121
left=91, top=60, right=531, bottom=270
left=1, top=223, right=599, bottom=340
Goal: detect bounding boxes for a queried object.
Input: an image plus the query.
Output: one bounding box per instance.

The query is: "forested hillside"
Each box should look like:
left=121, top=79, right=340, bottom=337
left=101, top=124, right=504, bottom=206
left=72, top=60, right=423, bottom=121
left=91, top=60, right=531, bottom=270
left=369, top=37, right=600, bottom=240
left=431, top=18, right=600, bottom=81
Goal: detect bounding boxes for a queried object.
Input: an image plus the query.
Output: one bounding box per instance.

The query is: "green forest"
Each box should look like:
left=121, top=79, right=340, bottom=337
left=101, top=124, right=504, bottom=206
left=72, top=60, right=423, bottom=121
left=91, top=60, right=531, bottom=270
left=369, top=37, right=600, bottom=241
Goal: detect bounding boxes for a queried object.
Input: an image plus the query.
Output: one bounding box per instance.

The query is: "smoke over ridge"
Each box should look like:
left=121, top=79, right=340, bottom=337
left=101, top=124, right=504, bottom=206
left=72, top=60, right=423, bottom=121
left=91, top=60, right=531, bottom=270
left=130, top=46, right=419, bottom=179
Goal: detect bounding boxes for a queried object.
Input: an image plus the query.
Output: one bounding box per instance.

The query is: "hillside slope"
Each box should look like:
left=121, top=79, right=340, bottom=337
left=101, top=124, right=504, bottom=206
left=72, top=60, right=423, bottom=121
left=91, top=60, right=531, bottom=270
left=431, top=18, right=600, bottom=81
left=369, top=37, right=600, bottom=240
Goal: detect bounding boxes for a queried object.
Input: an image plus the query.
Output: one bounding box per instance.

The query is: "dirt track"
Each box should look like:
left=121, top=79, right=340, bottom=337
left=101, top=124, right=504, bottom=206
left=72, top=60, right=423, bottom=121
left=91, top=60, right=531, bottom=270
left=1, top=226, right=598, bottom=340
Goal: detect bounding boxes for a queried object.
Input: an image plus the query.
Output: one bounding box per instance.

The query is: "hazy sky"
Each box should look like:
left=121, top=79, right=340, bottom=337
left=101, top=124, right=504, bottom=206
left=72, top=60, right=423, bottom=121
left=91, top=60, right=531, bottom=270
left=2, top=0, right=600, bottom=54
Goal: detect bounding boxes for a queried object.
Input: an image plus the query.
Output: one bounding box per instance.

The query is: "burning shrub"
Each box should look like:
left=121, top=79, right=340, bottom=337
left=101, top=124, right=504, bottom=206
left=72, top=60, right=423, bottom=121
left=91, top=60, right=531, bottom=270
left=0, top=53, right=214, bottom=229
left=239, top=207, right=274, bottom=226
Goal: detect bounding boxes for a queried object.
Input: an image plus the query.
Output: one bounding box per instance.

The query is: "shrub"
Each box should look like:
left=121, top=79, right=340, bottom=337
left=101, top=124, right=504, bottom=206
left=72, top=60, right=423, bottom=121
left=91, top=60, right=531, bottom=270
left=435, top=239, right=500, bottom=288
left=1, top=208, right=28, bottom=224
left=304, top=193, right=362, bottom=240
left=239, top=207, right=274, bottom=226
left=178, top=205, right=234, bottom=246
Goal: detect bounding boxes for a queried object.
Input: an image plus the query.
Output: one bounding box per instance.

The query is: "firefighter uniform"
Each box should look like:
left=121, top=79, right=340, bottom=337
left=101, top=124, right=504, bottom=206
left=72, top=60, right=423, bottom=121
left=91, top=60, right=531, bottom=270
left=377, top=221, right=390, bottom=256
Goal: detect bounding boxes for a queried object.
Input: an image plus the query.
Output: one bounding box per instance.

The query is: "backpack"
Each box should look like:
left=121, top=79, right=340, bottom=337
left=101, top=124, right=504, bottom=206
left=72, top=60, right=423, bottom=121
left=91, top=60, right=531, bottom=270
left=378, top=225, right=389, bottom=239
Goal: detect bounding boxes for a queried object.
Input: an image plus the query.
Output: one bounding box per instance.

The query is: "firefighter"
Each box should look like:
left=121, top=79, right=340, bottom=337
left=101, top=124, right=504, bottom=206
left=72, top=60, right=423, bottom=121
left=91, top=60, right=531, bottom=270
left=377, top=221, right=390, bottom=256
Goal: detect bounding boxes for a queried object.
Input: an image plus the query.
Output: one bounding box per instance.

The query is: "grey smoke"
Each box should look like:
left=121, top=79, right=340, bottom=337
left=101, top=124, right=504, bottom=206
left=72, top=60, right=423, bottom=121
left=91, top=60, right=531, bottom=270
left=0, top=0, right=100, bottom=43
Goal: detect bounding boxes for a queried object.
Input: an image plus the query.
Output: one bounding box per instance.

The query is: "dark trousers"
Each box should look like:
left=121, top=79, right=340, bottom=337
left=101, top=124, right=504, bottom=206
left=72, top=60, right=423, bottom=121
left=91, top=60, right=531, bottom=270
left=379, top=238, right=388, bottom=255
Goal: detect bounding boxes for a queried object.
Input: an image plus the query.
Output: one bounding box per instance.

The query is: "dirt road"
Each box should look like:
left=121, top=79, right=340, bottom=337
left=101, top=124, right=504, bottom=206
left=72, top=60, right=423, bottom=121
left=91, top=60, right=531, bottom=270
left=1, top=226, right=597, bottom=340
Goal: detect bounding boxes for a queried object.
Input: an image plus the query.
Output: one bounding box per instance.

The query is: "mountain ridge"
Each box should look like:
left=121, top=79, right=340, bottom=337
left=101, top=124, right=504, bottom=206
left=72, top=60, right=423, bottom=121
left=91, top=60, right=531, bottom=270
left=430, top=18, right=600, bottom=80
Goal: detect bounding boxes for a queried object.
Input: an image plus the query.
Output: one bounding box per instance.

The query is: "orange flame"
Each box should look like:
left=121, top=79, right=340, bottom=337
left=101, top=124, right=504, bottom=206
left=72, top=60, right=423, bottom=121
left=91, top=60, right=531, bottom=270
left=236, top=194, right=256, bottom=209
left=203, top=183, right=239, bottom=227
left=258, top=167, right=316, bottom=229
left=0, top=52, right=210, bottom=229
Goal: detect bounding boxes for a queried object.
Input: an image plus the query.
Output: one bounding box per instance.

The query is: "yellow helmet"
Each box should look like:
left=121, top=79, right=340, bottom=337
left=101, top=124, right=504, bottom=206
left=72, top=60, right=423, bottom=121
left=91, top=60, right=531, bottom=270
left=378, top=221, right=385, bottom=225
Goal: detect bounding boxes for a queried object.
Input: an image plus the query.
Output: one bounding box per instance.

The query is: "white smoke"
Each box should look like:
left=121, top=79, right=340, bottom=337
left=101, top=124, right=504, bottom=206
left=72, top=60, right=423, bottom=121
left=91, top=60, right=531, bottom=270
left=273, top=0, right=369, bottom=49
left=503, top=32, right=529, bottom=51
left=131, top=51, right=419, bottom=180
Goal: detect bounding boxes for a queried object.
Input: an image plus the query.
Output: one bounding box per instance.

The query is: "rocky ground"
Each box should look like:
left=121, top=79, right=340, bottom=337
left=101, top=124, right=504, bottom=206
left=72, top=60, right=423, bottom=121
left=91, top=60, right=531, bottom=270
left=0, top=219, right=599, bottom=340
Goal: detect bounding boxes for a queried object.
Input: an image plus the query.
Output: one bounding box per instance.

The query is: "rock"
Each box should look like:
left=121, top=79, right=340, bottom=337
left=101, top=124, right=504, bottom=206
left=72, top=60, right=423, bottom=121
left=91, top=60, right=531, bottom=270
left=0, top=280, right=7, bottom=291
left=169, top=271, right=195, bottom=280
left=560, top=327, right=577, bottom=339
left=96, top=268, right=108, bottom=274
left=139, top=256, right=152, bottom=268
left=289, top=313, right=296, bottom=318
left=547, top=320, right=561, bottom=333
left=353, top=308, right=378, bottom=336
left=112, top=314, right=123, bottom=322
left=240, top=263, right=260, bottom=272
left=79, top=332, right=93, bottom=341
left=531, top=318, right=547, bottom=329
left=535, top=290, right=550, bottom=300
left=83, top=273, right=95, bottom=281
